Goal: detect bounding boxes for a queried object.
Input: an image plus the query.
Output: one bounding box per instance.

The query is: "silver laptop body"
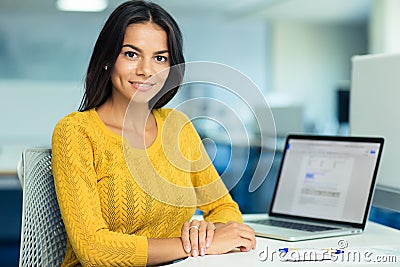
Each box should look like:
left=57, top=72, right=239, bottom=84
left=246, top=134, right=384, bottom=241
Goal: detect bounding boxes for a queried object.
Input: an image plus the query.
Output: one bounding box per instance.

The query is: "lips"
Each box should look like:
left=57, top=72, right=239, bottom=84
left=130, top=81, right=155, bottom=91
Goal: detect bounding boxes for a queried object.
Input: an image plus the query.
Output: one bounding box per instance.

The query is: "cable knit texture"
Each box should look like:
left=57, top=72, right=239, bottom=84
left=51, top=108, right=242, bottom=267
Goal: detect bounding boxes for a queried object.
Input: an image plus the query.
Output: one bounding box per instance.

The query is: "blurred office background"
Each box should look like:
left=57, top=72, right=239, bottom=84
left=1, top=0, right=400, bottom=266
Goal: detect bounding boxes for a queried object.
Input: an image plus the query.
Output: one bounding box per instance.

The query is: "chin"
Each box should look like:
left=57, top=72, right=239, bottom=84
left=131, top=90, right=161, bottom=104
left=128, top=95, right=153, bottom=105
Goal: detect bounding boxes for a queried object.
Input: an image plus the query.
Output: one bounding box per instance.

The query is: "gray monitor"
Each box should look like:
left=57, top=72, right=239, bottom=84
left=350, top=53, right=400, bottom=212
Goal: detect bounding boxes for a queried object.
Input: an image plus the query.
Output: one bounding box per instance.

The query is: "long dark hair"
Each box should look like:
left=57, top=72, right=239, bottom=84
left=79, top=0, right=185, bottom=111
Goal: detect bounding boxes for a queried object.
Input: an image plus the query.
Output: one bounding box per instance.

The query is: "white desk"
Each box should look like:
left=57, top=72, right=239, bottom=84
left=168, top=214, right=400, bottom=267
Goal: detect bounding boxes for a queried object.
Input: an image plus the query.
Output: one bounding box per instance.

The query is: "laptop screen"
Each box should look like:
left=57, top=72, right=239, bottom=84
left=270, top=135, right=383, bottom=225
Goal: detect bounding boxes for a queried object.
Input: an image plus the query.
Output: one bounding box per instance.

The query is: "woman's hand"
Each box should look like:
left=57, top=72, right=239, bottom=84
left=205, top=221, right=256, bottom=255
left=181, top=219, right=216, bottom=257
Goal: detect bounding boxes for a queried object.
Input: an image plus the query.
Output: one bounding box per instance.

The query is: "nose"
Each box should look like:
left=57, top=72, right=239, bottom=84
left=135, top=57, right=153, bottom=78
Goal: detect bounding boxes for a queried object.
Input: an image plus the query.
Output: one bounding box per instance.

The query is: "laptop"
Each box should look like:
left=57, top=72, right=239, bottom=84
left=245, top=134, right=384, bottom=241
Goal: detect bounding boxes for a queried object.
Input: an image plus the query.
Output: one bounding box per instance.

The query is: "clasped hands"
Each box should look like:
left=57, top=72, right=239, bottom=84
left=180, top=219, right=256, bottom=257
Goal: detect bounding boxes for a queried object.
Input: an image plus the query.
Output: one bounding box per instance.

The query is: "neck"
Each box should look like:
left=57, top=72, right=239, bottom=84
left=126, top=102, right=154, bottom=133
left=97, top=97, right=154, bottom=136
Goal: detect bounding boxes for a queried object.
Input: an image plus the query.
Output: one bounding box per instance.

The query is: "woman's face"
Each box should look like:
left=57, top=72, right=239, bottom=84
left=111, top=22, right=170, bottom=105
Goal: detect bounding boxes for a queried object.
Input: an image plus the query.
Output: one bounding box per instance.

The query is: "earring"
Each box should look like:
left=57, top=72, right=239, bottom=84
left=104, top=65, right=108, bottom=71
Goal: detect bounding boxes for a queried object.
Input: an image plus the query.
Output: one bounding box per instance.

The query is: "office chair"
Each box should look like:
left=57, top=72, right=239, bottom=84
left=17, top=148, right=67, bottom=267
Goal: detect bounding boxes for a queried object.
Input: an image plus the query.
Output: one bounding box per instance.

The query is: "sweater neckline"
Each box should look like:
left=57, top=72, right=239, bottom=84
left=88, top=108, right=162, bottom=154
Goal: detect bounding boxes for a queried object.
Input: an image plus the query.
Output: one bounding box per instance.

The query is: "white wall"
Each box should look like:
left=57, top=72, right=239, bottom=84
left=0, top=10, right=104, bottom=81
left=170, top=14, right=272, bottom=143
left=0, top=10, right=99, bottom=171
left=0, top=79, right=82, bottom=172
left=176, top=14, right=271, bottom=93
left=271, top=21, right=368, bottom=133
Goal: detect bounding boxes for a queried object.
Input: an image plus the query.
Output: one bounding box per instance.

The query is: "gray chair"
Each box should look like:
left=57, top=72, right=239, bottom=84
left=17, top=148, right=67, bottom=267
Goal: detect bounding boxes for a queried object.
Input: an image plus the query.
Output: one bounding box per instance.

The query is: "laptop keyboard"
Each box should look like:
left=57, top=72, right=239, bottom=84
left=252, top=219, right=338, bottom=232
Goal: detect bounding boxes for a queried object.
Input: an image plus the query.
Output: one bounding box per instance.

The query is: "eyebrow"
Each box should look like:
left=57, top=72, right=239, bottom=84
left=122, top=44, right=169, bottom=55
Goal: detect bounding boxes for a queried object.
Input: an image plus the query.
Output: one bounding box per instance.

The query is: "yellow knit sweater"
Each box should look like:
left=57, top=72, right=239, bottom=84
left=51, top=108, right=242, bottom=267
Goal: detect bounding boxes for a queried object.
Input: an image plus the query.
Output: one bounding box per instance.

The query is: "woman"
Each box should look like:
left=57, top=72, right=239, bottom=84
left=51, top=1, right=256, bottom=266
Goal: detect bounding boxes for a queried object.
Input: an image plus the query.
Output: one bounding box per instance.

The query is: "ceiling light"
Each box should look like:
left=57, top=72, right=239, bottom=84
left=56, top=0, right=108, bottom=12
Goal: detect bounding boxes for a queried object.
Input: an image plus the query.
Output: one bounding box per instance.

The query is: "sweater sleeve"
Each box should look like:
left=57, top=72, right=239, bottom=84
left=192, top=152, right=243, bottom=224
left=181, top=119, right=243, bottom=224
left=51, top=116, right=148, bottom=266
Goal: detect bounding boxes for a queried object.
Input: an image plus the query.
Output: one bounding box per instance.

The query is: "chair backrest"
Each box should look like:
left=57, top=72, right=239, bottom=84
left=18, top=148, right=67, bottom=267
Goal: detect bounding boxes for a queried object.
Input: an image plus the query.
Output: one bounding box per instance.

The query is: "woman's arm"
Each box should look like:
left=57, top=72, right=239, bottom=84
left=147, top=238, right=188, bottom=265
left=52, top=116, right=190, bottom=266
left=52, top=117, right=147, bottom=265
left=148, top=224, right=256, bottom=265
left=178, top=114, right=255, bottom=256
left=206, top=221, right=256, bottom=254
left=180, top=220, right=216, bottom=256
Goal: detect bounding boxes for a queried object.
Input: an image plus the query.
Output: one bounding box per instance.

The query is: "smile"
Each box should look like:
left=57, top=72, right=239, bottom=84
left=130, top=81, right=155, bottom=91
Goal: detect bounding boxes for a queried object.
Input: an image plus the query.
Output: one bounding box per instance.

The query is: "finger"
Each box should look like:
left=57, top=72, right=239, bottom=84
left=227, top=222, right=256, bottom=250
left=228, top=222, right=254, bottom=238
left=240, top=245, right=253, bottom=252
left=189, top=223, right=200, bottom=257
left=250, top=228, right=256, bottom=250
left=198, top=221, right=207, bottom=256
left=241, top=225, right=256, bottom=247
left=239, top=229, right=256, bottom=243
left=205, top=222, right=215, bottom=248
left=181, top=222, right=191, bottom=253
left=191, top=219, right=200, bottom=225
left=238, top=226, right=256, bottom=250
left=235, top=238, right=253, bottom=252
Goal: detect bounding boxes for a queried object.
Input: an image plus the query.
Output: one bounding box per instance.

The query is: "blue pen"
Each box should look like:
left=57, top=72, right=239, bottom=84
left=279, top=248, right=344, bottom=254
left=330, top=249, right=345, bottom=254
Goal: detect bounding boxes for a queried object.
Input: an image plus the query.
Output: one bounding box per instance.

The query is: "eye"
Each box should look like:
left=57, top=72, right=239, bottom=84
left=124, top=51, right=138, bottom=59
left=155, top=55, right=168, bottom=63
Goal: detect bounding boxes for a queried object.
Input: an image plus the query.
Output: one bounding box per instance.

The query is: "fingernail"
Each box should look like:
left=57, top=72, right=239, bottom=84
left=184, top=245, right=191, bottom=253
left=201, top=248, right=205, bottom=256
left=206, top=241, right=211, bottom=248
left=192, top=249, right=198, bottom=257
